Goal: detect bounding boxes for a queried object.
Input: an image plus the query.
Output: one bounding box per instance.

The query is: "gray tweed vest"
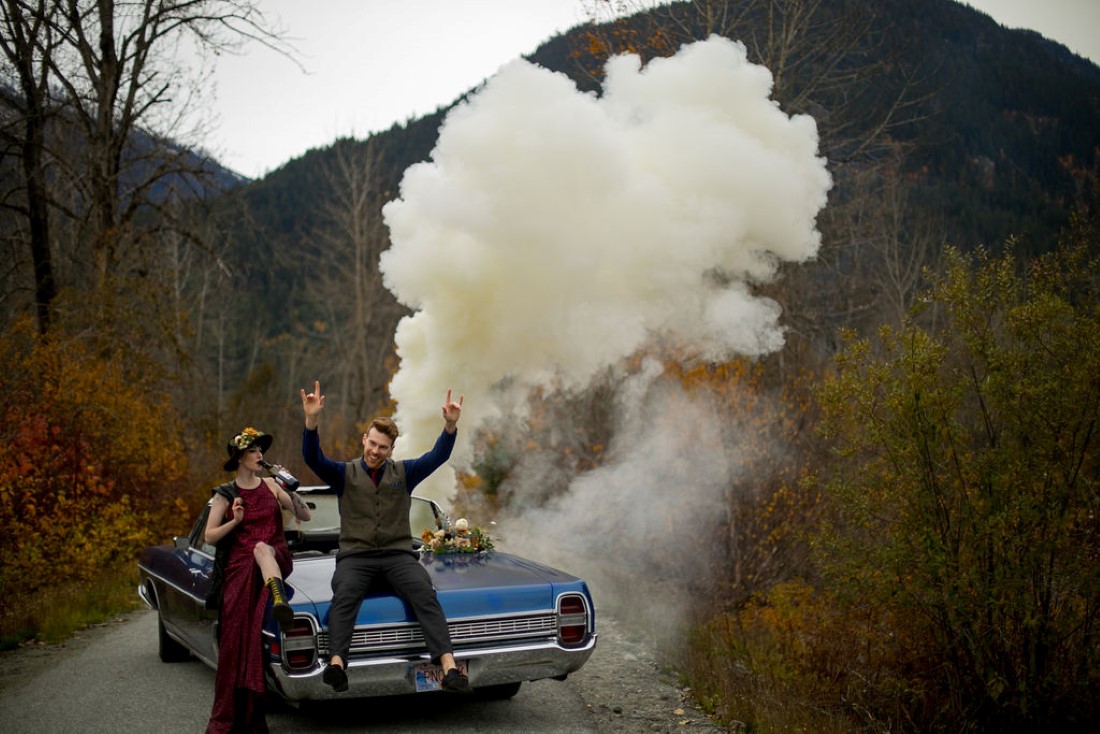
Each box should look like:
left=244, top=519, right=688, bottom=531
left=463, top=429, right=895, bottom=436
left=339, top=458, right=411, bottom=553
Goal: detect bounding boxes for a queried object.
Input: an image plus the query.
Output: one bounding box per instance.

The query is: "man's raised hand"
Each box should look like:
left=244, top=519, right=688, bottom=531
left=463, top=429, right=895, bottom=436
left=442, top=389, right=463, bottom=432
left=301, top=380, right=325, bottom=429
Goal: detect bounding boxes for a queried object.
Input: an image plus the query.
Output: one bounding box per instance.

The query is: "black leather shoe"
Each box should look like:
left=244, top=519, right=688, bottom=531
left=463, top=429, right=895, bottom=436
left=441, top=667, right=471, bottom=693
left=323, top=663, right=348, bottom=692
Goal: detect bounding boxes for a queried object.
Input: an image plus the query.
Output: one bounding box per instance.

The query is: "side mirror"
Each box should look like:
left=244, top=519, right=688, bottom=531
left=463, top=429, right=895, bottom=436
left=174, top=536, right=190, bottom=551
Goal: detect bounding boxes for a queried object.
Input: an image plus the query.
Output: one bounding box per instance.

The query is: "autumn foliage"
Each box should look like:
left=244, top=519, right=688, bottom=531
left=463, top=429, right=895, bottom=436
left=681, top=219, right=1100, bottom=732
left=0, top=317, right=190, bottom=634
left=815, top=232, right=1100, bottom=729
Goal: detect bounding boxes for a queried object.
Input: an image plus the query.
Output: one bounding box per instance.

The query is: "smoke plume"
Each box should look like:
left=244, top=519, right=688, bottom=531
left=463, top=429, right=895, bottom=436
left=379, top=37, right=830, bottom=630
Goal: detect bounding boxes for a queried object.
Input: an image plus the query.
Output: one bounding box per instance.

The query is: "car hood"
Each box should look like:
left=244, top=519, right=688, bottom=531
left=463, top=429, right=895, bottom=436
left=287, top=550, right=586, bottom=624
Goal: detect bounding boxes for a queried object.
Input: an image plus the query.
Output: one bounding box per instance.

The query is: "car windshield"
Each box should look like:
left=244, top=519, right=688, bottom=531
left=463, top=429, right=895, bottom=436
left=409, top=496, right=445, bottom=538
left=283, top=488, right=340, bottom=532
left=271, top=489, right=445, bottom=554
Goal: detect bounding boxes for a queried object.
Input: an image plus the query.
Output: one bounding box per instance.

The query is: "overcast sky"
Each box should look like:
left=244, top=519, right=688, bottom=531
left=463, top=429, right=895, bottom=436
left=199, top=0, right=1100, bottom=179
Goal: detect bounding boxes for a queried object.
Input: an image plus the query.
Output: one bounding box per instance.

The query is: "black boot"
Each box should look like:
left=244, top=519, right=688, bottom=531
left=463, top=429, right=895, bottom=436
left=266, top=576, right=293, bottom=633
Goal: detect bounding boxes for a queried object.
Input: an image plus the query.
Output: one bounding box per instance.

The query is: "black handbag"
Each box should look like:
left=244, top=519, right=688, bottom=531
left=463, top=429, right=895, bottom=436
left=204, top=482, right=239, bottom=612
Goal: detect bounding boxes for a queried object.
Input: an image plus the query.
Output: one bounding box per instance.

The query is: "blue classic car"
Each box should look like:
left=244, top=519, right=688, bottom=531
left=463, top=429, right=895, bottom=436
left=137, top=487, right=597, bottom=701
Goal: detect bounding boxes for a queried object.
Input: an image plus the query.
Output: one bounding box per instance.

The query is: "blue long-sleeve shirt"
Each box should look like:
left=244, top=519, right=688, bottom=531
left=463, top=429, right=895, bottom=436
left=301, top=427, right=456, bottom=496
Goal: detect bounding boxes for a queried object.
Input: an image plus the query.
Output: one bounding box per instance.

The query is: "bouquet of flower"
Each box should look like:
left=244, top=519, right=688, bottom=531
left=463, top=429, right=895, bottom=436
left=420, top=517, right=495, bottom=555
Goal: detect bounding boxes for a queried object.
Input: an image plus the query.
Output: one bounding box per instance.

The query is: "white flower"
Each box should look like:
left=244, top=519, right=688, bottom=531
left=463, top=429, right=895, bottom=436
left=233, top=427, right=262, bottom=449
left=418, top=517, right=495, bottom=555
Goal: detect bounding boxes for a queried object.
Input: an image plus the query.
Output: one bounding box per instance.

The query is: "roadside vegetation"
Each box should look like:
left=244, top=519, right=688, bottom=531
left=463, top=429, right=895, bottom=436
left=1, top=564, right=143, bottom=649
left=0, top=304, right=194, bottom=649
left=677, top=212, right=1100, bottom=732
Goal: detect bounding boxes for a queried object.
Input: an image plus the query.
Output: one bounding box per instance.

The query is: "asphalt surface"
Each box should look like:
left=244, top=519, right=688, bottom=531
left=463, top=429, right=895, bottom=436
left=0, top=609, right=597, bottom=733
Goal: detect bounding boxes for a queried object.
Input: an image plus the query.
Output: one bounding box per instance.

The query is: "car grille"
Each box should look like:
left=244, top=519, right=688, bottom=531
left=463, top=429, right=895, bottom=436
left=317, top=613, right=558, bottom=655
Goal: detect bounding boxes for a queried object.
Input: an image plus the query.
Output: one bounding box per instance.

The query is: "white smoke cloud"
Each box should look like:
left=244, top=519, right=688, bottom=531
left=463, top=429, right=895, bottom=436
left=380, top=36, right=831, bottom=505
left=498, top=367, right=740, bottom=639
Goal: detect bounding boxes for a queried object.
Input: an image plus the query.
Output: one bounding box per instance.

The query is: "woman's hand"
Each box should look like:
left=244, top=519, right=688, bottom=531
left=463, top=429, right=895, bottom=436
left=231, top=497, right=245, bottom=523
left=204, top=494, right=243, bottom=545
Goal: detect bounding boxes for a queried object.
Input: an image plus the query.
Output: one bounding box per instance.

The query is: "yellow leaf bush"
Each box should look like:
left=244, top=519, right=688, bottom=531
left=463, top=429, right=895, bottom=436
left=0, top=317, right=189, bottom=625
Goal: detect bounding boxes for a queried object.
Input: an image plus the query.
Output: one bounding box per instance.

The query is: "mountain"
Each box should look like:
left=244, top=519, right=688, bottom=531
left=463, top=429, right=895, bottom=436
left=209, top=0, right=1100, bottom=410
left=243, top=0, right=1098, bottom=252
left=528, top=0, right=1099, bottom=253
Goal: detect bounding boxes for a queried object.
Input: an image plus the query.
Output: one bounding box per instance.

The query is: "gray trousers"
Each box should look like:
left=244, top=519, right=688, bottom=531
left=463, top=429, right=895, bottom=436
left=327, top=550, right=453, bottom=664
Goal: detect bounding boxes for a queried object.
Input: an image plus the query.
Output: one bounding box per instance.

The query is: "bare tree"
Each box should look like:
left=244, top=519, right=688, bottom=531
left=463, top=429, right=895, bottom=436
left=303, top=138, right=400, bottom=421
left=576, top=0, right=932, bottom=165
left=0, top=0, right=62, bottom=332
left=0, top=0, right=287, bottom=333
left=765, top=150, right=946, bottom=367
left=856, top=162, right=945, bottom=327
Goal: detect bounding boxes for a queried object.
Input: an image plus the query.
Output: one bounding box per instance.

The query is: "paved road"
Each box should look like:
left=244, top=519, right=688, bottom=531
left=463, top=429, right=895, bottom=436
left=0, top=609, right=597, bottom=733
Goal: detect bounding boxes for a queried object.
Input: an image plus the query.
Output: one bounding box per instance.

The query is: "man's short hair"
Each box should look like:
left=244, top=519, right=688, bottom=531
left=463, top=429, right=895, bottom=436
left=369, top=416, right=399, bottom=444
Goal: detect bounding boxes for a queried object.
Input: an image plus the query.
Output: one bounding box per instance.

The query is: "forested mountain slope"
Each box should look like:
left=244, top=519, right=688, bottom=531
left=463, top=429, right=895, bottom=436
left=206, top=0, right=1099, bottom=433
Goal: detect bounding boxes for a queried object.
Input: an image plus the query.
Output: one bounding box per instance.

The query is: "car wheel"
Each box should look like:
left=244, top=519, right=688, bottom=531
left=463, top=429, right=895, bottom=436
left=475, top=681, right=522, bottom=700
left=158, top=611, right=191, bottom=663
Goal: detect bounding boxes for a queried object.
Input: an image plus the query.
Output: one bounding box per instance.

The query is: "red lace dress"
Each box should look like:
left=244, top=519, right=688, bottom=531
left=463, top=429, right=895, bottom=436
left=206, top=480, right=292, bottom=734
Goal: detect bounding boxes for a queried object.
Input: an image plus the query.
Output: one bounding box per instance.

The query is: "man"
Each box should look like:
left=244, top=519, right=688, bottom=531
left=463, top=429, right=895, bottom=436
left=300, top=380, right=470, bottom=693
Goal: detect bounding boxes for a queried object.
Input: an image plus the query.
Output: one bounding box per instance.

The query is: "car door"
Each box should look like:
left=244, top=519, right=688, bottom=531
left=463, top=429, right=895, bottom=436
left=172, top=502, right=221, bottom=664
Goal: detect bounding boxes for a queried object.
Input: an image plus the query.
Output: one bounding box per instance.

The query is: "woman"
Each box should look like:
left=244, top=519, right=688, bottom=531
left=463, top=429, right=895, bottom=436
left=204, top=427, right=311, bottom=734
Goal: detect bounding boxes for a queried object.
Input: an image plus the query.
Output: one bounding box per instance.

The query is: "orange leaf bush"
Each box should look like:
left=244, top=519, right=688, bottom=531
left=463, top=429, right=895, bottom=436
left=0, top=318, right=189, bottom=622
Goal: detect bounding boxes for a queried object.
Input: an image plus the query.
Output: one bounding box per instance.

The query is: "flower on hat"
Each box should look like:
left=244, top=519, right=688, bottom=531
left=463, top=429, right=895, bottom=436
left=233, top=427, right=263, bottom=450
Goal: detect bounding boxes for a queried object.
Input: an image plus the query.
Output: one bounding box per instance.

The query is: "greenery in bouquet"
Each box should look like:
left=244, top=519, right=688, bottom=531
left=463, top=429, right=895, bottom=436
left=420, top=517, right=495, bottom=554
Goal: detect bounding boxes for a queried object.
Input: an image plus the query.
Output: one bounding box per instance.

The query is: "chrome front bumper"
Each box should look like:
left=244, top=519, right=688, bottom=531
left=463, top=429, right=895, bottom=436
left=268, top=635, right=597, bottom=701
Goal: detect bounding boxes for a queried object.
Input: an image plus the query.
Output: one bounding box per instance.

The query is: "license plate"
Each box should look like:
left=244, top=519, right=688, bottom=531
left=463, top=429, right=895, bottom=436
left=412, top=660, right=468, bottom=692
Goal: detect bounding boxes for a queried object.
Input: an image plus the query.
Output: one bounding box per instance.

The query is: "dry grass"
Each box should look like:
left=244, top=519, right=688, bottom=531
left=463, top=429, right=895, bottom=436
left=678, top=581, right=906, bottom=734
left=0, top=563, right=144, bottom=650
left=681, top=618, right=863, bottom=734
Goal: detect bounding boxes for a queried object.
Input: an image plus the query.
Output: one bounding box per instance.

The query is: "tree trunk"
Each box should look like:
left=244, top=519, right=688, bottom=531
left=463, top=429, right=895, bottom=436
left=2, top=0, right=58, bottom=333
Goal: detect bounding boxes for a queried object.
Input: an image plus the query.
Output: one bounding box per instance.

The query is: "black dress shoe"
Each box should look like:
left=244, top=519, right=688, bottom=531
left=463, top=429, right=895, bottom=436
left=441, top=667, right=471, bottom=693
left=323, top=663, right=348, bottom=692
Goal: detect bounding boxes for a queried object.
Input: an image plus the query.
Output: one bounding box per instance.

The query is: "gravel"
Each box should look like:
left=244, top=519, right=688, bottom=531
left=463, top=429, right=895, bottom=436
left=570, top=612, right=726, bottom=733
